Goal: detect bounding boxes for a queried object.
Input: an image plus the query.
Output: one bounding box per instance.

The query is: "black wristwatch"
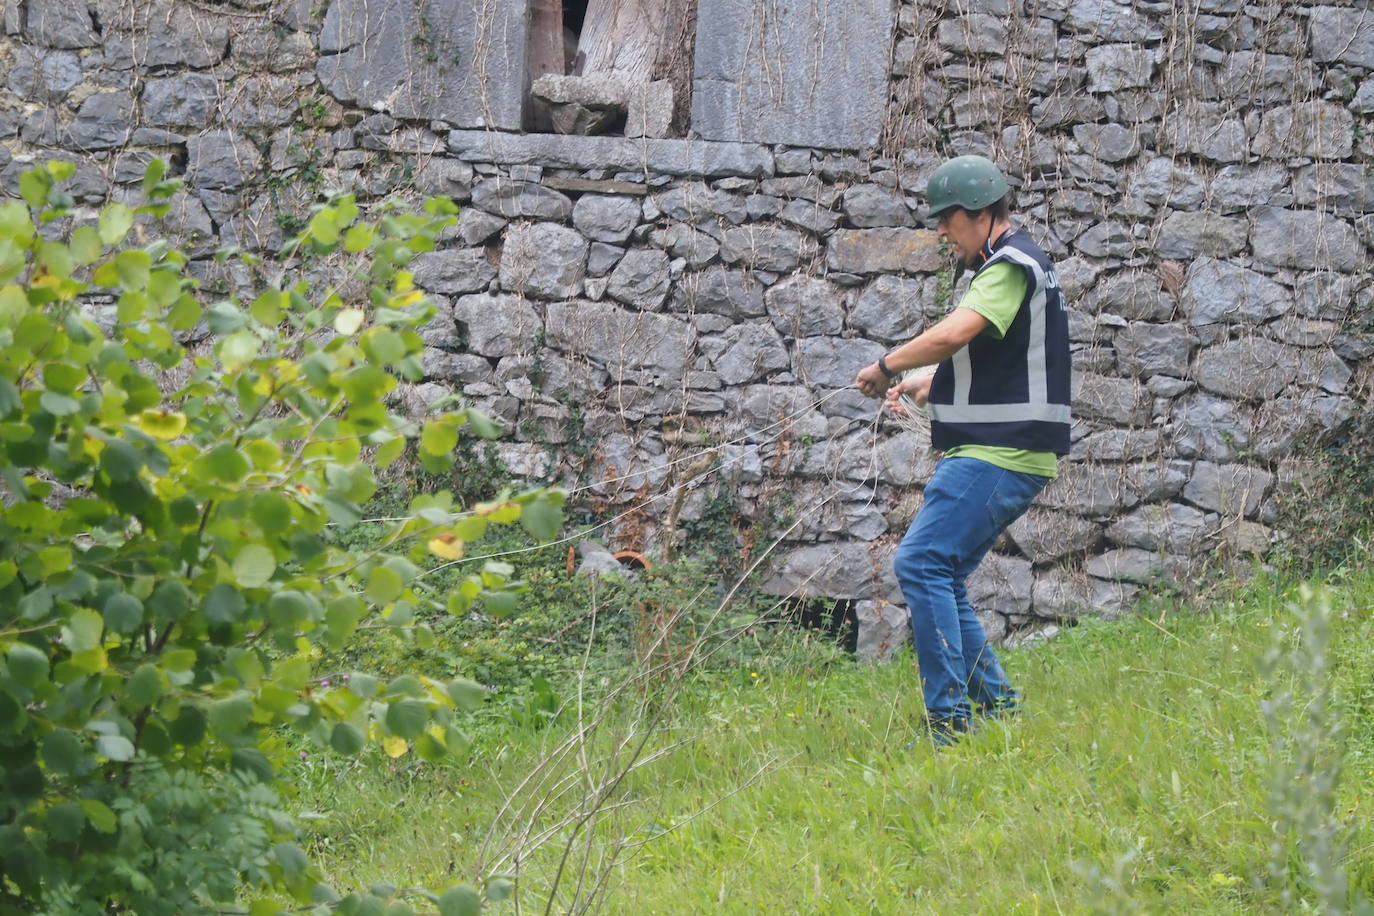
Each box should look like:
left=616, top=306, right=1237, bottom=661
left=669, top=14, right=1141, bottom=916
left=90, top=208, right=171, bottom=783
left=877, top=355, right=898, bottom=379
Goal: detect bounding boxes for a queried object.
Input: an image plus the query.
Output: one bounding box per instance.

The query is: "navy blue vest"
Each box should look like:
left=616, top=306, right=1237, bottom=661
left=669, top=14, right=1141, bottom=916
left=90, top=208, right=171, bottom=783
left=927, top=229, right=1071, bottom=455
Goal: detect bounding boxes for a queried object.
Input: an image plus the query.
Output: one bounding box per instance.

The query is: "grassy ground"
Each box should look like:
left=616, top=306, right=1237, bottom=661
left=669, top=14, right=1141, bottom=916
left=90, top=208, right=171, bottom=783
left=292, top=566, right=1374, bottom=914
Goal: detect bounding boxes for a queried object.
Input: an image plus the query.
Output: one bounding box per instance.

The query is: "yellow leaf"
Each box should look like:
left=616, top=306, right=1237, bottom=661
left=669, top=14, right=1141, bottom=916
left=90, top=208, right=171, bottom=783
left=383, top=736, right=408, bottom=758
left=427, top=534, right=464, bottom=560
left=388, top=290, right=426, bottom=308
left=135, top=408, right=188, bottom=440
left=475, top=501, right=521, bottom=524
left=334, top=308, right=365, bottom=335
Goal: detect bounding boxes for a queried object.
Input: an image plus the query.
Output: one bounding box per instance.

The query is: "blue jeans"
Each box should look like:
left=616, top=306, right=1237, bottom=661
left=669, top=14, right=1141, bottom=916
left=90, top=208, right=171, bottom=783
left=894, top=456, right=1048, bottom=725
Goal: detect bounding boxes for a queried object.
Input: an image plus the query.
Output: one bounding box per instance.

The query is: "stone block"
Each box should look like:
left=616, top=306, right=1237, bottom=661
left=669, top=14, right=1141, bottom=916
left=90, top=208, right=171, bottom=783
left=318, top=0, right=526, bottom=129
left=573, top=194, right=641, bottom=244
left=606, top=248, right=670, bottom=310
left=681, top=267, right=766, bottom=319
left=626, top=81, right=674, bottom=139
left=699, top=321, right=790, bottom=385
left=1182, top=461, right=1273, bottom=518
left=766, top=276, right=845, bottom=338
left=470, top=179, right=573, bottom=220
left=849, top=275, right=927, bottom=342
left=1172, top=392, right=1249, bottom=462
left=26, top=0, right=97, bottom=48
left=1007, top=509, right=1101, bottom=564
left=185, top=131, right=261, bottom=191
left=1250, top=208, right=1363, bottom=272
left=854, top=601, right=910, bottom=662
left=1066, top=0, right=1164, bottom=41
left=793, top=336, right=884, bottom=389
left=1085, top=44, right=1155, bottom=92
left=1252, top=102, right=1354, bottom=161
left=1310, top=6, right=1374, bottom=69
left=652, top=224, right=719, bottom=269
left=447, top=131, right=774, bottom=178
left=720, top=225, right=818, bottom=273
left=500, top=223, right=587, bottom=300
left=545, top=299, right=694, bottom=383
left=412, top=247, right=497, bottom=296
left=760, top=542, right=879, bottom=600
left=99, top=0, right=230, bottom=68
left=67, top=92, right=133, bottom=150
left=1074, top=373, right=1150, bottom=426
left=691, top=0, right=893, bottom=149
left=842, top=184, right=915, bottom=228
left=142, top=74, right=220, bottom=130
left=453, top=293, right=542, bottom=358
left=1155, top=211, right=1247, bottom=260
left=1114, top=323, right=1195, bottom=379
left=827, top=228, right=943, bottom=274
left=1193, top=336, right=1301, bottom=400
left=1163, top=102, right=1247, bottom=162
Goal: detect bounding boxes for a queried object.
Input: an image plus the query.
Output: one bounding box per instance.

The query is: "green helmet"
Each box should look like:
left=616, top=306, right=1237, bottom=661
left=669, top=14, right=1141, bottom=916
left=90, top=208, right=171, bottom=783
left=924, top=155, right=1009, bottom=221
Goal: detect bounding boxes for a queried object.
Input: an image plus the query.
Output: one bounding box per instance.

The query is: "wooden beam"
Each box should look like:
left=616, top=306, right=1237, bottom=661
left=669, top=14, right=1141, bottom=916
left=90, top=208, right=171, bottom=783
left=526, top=0, right=566, bottom=131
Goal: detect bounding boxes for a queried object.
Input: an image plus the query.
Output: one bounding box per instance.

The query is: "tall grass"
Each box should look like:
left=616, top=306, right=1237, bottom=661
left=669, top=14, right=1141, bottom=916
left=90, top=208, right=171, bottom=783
left=293, top=567, right=1374, bottom=914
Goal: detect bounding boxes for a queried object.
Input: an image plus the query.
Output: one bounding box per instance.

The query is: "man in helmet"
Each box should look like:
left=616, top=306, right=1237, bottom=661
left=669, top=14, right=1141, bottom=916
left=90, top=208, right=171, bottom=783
left=854, top=154, right=1071, bottom=747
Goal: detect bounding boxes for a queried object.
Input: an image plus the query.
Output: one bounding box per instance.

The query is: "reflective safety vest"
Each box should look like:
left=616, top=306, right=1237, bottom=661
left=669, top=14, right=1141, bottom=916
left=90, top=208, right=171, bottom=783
left=927, top=229, right=1072, bottom=455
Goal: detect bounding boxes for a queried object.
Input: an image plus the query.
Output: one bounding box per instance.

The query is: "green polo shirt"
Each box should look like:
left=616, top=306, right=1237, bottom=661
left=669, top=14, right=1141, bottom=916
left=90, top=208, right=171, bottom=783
left=941, top=262, right=1060, bottom=479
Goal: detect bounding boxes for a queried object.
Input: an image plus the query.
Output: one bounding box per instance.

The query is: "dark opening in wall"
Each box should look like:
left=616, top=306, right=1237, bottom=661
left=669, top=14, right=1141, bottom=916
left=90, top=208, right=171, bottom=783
left=785, top=598, right=859, bottom=655
left=564, top=0, right=589, bottom=72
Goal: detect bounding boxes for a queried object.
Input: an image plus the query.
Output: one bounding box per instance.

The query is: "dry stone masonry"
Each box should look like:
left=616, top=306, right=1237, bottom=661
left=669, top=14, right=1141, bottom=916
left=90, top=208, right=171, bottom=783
left=3, top=0, right=1370, bottom=658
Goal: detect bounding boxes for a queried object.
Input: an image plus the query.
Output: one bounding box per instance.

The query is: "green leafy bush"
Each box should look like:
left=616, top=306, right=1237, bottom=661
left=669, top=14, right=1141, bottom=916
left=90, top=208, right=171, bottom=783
left=0, top=161, right=562, bottom=914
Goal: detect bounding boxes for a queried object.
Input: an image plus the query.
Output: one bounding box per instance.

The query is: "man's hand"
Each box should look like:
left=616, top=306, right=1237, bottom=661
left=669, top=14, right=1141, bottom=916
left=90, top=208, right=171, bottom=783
left=855, top=361, right=892, bottom=397
left=884, top=372, right=933, bottom=416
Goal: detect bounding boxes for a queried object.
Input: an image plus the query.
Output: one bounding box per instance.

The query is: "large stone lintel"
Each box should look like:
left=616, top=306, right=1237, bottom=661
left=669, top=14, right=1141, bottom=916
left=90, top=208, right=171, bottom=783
left=446, top=130, right=775, bottom=179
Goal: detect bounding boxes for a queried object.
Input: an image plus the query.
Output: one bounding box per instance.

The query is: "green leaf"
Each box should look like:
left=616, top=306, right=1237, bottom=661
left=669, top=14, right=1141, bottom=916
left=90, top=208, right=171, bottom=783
left=100, top=438, right=142, bottom=482
left=96, top=734, right=135, bottom=761
left=39, top=391, right=81, bottom=416
left=519, top=499, right=563, bottom=541
left=436, top=885, right=481, bottom=916
left=6, top=643, right=49, bottom=687
left=309, top=209, right=340, bottom=246
left=219, top=330, right=260, bottom=372
left=42, top=728, right=84, bottom=775
left=80, top=798, right=117, bottom=833
left=233, top=545, right=277, bottom=588
left=149, top=580, right=192, bottom=622
left=203, top=584, right=247, bottom=625
left=114, top=249, right=151, bottom=290
left=67, top=607, right=104, bottom=652
left=273, top=842, right=309, bottom=879
left=343, top=224, right=375, bottom=253
left=20, top=169, right=52, bottom=209
left=420, top=419, right=458, bottom=457
left=103, top=593, right=144, bottom=633
left=330, top=722, right=365, bottom=755
left=126, top=663, right=164, bottom=707
left=483, top=590, right=518, bottom=618
left=99, top=202, right=135, bottom=246
left=384, top=698, right=428, bottom=739
left=250, top=289, right=284, bottom=326
left=485, top=877, right=514, bottom=902
left=200, top=444, right=250, bottom=482
left=169, top=704, right=207, bottom=745
left=446, top=679, right=487, bottom=712
left=365, top=566, right=404, bottom=606
left=142, top=158, right=166, bottom=197
left=208, top=693, right=253, bottom=739
left=465, top=408, right=503, bottom=439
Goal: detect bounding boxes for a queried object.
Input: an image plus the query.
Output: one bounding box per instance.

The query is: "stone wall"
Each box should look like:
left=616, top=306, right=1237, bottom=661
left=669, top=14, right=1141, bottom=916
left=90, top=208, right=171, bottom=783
left=2, top=0, right=1370, bottom=657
